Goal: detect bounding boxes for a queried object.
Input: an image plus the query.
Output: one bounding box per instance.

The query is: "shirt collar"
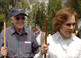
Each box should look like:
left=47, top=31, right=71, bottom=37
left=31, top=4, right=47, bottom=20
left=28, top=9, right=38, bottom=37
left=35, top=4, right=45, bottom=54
left=11, top=25, right=28, bottom=35
left=53, top=31, right=74, bottom=42
left=71, top=34, right=76, bottom=41
left=11, top=25, right=15, bottom=34
left=23, top=27, right=28, bottom=34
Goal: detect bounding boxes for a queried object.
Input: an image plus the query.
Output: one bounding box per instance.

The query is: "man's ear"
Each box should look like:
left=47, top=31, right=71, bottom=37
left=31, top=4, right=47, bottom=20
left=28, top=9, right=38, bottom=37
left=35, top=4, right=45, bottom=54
left=10, top=17, right=13, bottom=23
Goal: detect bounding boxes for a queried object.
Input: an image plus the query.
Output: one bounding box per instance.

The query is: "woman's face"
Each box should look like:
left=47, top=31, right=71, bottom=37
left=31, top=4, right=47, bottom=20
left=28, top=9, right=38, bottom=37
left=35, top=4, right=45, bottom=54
left=59, top=15, right=76, bottom=39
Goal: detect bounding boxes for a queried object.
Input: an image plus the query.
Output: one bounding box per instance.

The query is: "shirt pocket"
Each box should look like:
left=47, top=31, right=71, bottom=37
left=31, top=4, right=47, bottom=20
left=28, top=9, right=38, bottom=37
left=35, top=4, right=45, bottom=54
left=23, top=41, right=32, bottom=53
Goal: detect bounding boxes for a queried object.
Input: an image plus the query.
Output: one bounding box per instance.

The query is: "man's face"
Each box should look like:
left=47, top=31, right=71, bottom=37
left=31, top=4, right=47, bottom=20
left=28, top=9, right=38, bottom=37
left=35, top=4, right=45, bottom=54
left=59, top=15, right=76, bottom=39
left=11, top=14, right=25, bottom=30
left=37, top=28, right=41, bottom=34
left=35, top=28, right=41, bottom=34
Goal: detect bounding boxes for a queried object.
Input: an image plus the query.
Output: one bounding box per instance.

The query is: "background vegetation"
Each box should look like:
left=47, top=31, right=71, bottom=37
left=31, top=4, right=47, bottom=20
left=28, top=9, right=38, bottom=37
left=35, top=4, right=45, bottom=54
left=0, top=0, right=81, bottom=34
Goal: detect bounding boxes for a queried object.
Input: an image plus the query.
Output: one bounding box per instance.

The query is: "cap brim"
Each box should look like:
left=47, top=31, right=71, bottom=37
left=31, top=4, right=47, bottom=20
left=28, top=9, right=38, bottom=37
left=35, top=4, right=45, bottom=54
left=14, top=13, right=27, bottom=16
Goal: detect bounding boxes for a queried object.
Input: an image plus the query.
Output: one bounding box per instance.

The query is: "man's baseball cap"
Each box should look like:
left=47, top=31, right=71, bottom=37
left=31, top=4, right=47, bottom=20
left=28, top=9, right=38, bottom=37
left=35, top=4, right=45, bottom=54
left=10, top=7, right=27, bottom=17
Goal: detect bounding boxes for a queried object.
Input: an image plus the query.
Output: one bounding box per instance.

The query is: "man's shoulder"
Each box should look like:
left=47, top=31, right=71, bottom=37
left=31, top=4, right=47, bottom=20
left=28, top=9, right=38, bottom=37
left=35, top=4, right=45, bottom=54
left=1, top=26, right=12, bottom=33
left=24, top=27, right=34, bottom=35
left=6, top=26, right=12, bottom=30
left=24, top=27, right=33, bottom=32
left=0, top=26, right=12, bottom=38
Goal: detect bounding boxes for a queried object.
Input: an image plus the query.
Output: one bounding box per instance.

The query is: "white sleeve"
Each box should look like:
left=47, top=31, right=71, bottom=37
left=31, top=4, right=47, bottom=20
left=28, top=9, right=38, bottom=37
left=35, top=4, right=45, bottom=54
left=78, top=39, right=81, bottom=58
left=34, top=52, right=49, bottom=58
left=34, top=52, right=43, bottom=58
left=78, top=50, right=81, bottom=58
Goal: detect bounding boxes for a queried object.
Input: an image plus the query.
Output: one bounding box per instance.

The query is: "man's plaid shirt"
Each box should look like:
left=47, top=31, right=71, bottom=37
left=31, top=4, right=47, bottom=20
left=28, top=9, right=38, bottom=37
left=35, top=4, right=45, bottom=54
left=0, top=25, right=39, bottom=58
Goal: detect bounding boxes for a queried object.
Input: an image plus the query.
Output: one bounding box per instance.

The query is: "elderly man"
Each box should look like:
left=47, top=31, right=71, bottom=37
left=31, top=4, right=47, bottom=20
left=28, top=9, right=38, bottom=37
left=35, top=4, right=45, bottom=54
left=0, top=7, right=39, bottom=58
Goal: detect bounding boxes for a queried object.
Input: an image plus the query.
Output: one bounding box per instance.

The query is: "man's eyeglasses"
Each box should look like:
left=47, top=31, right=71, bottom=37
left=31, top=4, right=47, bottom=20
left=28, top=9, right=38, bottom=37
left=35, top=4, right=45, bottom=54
left=15, top=17, right=25, bottom=20
left=64, top=23, right=76, bottom=27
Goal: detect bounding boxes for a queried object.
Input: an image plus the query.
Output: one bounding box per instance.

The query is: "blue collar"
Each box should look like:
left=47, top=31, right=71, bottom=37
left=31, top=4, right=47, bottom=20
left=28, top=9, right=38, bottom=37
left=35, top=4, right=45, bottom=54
left=11, top=25, right=28, bottom=35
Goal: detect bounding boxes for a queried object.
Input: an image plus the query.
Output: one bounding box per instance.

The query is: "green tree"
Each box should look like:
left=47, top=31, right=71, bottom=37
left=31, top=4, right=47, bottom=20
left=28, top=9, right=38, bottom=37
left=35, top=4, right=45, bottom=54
left=65, top=0, right=81, bottom=19
left=28, top=0, right=62, bottom=34
left=47, top=0, right=62, bottom=34
left=0, top=14, right=5, bottom=32
left=32, top=1, right=47, bottom=31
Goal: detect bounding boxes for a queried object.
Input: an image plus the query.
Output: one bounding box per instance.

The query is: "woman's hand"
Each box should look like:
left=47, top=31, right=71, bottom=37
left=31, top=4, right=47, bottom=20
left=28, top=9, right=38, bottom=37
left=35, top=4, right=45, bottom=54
left=40, top=43, right=49, bottom=55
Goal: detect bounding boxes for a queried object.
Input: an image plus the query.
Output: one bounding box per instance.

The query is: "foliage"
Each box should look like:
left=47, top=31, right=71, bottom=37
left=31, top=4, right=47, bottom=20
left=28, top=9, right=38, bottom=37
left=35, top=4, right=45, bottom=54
left=0, top=14, right=5, bottom=22
left=0, top=14, right=5, bottom=32
left=47, top=0, right=62, bottom=34
left=6, top=20, right=12, bottom=28
left=32, top=1, right=47, bottom=31
left=27, top=0, right=62, bottom=34
left=65, top=0, right=81, bottom=19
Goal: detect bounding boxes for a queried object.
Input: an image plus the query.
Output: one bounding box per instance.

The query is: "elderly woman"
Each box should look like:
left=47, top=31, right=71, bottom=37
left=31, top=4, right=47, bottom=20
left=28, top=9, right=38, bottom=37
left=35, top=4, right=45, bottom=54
left=34, top=8, right=81, bottom=58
